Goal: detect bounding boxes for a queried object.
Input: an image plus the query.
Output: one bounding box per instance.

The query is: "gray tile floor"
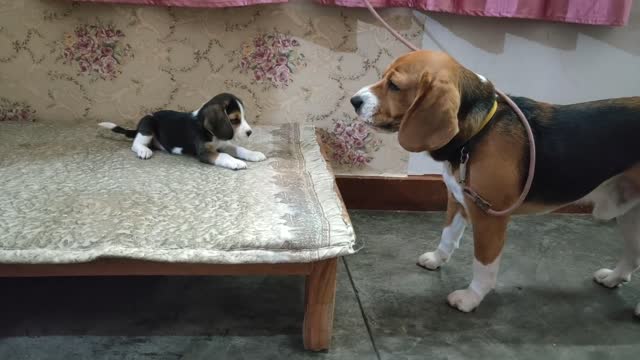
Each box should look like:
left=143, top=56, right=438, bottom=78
left=0, top=211, right=638, bottom=359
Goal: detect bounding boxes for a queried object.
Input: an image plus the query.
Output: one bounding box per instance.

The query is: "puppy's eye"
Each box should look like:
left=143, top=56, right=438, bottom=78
left=388, top=80, right=400, bottom=92
left=230, top=118, right=241, bottom=125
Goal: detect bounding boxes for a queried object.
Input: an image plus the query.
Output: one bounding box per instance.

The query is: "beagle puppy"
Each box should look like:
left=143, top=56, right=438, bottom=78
left=99, top=93, right=266, bottom=170
left=351, top=50, right=640, bottom=316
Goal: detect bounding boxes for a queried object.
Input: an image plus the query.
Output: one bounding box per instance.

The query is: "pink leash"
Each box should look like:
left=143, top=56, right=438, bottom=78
left=362, top=0, right=536, bottom=216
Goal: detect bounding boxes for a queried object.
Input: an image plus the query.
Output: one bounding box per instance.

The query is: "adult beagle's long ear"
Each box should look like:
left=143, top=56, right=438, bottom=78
left=202, top=104, right=234, bottom=141
left=398, top=70, right=460, bottom=152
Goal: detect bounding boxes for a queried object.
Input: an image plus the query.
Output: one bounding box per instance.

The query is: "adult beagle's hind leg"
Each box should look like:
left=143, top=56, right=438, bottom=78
left=594, top=204, right=640, bottom=289
left=447, top=209, right=509, bottom=313
left=418, top=193, right=467, bottom=270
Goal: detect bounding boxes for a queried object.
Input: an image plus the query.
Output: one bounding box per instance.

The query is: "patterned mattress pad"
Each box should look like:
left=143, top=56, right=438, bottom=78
left=0, top=122, right=359, bottom=264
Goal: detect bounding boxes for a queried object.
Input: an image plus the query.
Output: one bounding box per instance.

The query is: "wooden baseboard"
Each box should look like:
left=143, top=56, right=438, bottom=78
left=335, top=175, right=592, bottom=214
left=0, top=259, right=314, bottom=277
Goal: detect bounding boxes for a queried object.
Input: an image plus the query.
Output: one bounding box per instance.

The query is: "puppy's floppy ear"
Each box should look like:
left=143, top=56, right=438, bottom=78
left=203, top=104, right=234, bottom=141
left=398, top=70, right=460, bottom=152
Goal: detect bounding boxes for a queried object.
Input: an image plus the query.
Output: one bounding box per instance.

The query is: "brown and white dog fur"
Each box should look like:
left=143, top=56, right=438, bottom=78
left=350, top=50, right=640, bottom=316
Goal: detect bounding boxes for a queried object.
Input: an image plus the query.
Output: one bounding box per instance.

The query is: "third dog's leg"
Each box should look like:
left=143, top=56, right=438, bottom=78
left=418, top=193, right=467, bottom=270
left=594, top=205, right=640, bottom=288
left=447, top=210, right=509, bottom=312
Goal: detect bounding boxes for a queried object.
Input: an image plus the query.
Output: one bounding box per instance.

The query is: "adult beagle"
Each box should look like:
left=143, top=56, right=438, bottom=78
left=100, top=93, right=266, bottom=170
left=350, top=50, right=640, bottom=316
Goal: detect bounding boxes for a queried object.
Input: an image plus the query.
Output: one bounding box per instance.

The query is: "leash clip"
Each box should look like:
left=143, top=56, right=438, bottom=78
left=463, top=188, right=492, bottom=212
left=458, top=147, right=469, bottom=184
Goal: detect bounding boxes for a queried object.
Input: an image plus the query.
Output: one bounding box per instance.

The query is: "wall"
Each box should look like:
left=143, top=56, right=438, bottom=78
left=0, top=0, right=425, bottom=176
left=409, top=1, right=640, bottom=175
left=2, top=1, right=639, bottom=177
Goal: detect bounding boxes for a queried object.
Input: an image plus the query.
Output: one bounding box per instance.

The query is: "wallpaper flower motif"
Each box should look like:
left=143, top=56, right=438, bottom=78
left=237, top=31, right=306, bottom=88
left=0, top=98, right=36, bottom=122
left=61, top=23, right=133, bottom=80
left=319, top=119, right=382, bottom=167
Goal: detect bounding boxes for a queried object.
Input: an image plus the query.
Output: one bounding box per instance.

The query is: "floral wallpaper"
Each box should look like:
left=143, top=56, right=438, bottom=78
left=236, top=31, right=305, bottom=88
left=318, top=119, right=382, bottom=167
left=0, top=98, right=37, bottom=122
left=0, top=0, right=424, bottom=176
left=61, top=23, right=134, bottom=80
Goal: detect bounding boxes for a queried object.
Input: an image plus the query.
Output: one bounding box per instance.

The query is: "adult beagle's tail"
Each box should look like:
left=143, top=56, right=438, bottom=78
left=98, top=122, right=137, bottom=138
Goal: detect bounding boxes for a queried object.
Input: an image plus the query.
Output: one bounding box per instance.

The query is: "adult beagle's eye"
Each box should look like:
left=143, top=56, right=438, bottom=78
left=388, top=80, right=400, bottom=92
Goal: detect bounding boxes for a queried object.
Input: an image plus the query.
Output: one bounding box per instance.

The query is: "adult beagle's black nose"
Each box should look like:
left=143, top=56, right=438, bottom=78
left=246, top=130, right=252, bottom=137
left=350, top=96, right=364, bottom=112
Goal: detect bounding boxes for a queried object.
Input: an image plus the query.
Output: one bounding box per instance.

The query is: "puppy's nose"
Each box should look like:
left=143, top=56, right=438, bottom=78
left=350, top=96, right=364, bottom=113
left=246, top=130, right=252, bottom=137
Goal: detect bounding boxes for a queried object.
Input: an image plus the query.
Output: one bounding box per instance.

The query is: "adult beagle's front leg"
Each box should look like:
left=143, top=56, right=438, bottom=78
left=418, top=193, right=467, bottom=270
left=217, top=143, right=266, bottom=162
left=447, top=209, right=509, bottom=312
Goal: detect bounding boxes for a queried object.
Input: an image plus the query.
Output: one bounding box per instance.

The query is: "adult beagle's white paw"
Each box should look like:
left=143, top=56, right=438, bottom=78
left=593, top=268, right=630, bottom=288
left=417, top=249, right=447, bottom=270
left=245, top=151, right=266, bottom=162
left=447, top=288, right=482, bottom=313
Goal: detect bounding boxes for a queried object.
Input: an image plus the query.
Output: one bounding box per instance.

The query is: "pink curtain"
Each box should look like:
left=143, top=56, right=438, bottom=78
left=71, top=0, right=286, bottom=7
left=315, top=0, right=633, bottom=26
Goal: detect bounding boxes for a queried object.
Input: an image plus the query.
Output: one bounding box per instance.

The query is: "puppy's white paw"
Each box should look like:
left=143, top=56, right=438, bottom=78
left=447, top=288, right=482, bottom=313
left=215, top=153, right=247, bottom=170
left=593, top=268, right=630, bottom=288
left=417, top=249, right=447, bottom=270
left=135, top=147, right=153, bottom=160
left=246, top=151, right=266, bottom=162
left=225, top=158, right=247, bottom=170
